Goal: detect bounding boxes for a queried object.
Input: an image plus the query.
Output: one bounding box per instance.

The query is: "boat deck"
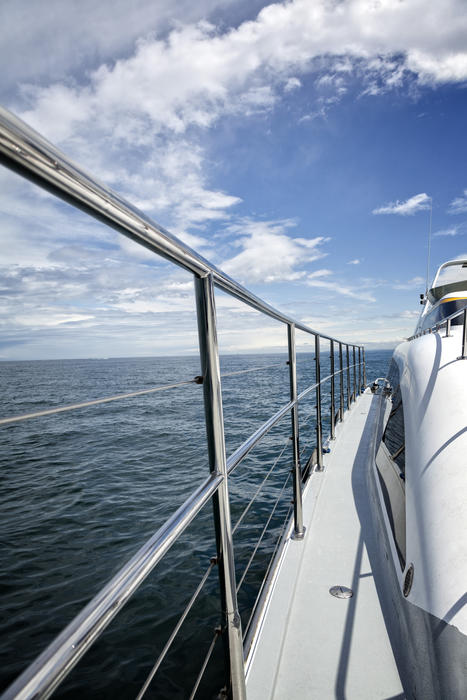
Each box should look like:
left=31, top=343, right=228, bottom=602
left=246, top=391, right=404, bottom=699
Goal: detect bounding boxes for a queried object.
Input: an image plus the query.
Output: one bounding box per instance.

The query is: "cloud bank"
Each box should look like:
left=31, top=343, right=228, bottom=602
left=3, top=0, right=467, bottom=357
left=11, top=1, right=467, bottom=232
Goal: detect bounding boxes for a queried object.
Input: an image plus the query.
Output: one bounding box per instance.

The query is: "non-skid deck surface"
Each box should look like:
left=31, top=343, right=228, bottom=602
left=246, top=392, right=404, bottom=700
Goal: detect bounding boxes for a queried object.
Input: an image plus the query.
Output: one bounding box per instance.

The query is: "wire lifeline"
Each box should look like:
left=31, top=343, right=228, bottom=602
left=0, top=380, right=197, bottom=426
left=188, top=627, right=222, bottom=700
left=137, top=427, right=290, bottom=698
left=232, top=436, right=290, bottom=535
left=135, top=559, right=217, bottom=700
left=243, top=502, right=293, bottom=642
left=297, top=362, right=365, bottom=460
left=0, top=362, right=286, bottom=427
left=236, top=471, right=292, bottom=593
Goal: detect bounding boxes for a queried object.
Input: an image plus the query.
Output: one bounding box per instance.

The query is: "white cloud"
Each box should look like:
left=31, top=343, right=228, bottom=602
left=347, top=258, right=360, bottom=265
left=372, top=193, right=431, bottom=216
left=447, top=189, right=467, bottom=215
left=306, top=270, right=376, bottom=302
left=221, top=219, right=328, bottom=283
left=433, top=225, right=463, bottom=237
left=299, top=311, right=412, bottom=347
left=15, top=313, right=95, bottom=328
left=399, top=310, right=420, bottom=320
left=392, top=276, right=424, bottom=290
left=308, top=269, right=332, bottom=279
left=407, top=49, right=467, bottom=85
left=284, top=77, right=302, bottom=92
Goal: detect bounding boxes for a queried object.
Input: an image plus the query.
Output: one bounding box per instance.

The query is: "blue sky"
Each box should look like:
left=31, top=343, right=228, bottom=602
left=1, top=0, right=467, bottom=359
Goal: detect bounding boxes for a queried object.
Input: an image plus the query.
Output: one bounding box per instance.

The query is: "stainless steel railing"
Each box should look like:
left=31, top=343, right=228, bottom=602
left=409, top=303, right=467, bottom=359
left=0, top=107, right=366, bottom=699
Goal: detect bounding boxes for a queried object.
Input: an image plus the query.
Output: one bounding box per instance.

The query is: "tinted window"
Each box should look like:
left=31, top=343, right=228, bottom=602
left=383, top=360, right=405, bottom=475
left=424, top=298, right=467, bottom=329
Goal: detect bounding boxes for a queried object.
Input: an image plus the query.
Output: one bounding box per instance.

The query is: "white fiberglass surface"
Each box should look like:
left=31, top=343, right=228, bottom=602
left=246, top=394, right=403, bottom=700
left=394, top=329, right=467, bottom=635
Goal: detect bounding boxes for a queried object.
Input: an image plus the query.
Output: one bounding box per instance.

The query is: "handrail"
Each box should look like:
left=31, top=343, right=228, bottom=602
left=410, top=300, right=467, bottom=337
left=0, top=105, right=366, bottom=699
left=0, top=107, right=362, bottom=348
left=409, top=301, right=467, bottom=360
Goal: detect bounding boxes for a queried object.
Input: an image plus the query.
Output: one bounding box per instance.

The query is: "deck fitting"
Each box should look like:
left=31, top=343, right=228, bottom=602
left=329, top=585, right=353, bottom=599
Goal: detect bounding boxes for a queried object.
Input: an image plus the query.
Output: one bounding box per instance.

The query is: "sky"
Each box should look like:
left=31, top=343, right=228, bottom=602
left=1, top=0, right=467, bottom=359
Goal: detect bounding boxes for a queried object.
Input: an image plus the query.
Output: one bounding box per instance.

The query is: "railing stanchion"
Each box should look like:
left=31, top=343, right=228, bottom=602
left=330, top=339, right=335, bottom=439
left=445, top=318, right=451, bottom=337
left=363, top=347, right=367, bottom=390
left=288, top=324, right=305, bottom=538
left=460, top=309, right=467, bottom=359
left=353, top=346, right=357, bottom=401
left=315, top=334, right=324, bottom=471
left=194, top=273, right=246, bottom=700
left=339, top=342, right=344, bottom=421
left=360, top=347, right=363, bottom=394
left=346, top=345, right=351, bottom=410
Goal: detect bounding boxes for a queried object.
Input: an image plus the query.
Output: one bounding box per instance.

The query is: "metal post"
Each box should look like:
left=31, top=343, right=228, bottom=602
left=339, top=342, right=344, bottom=421
left=346, top=345, right=351, bottom=410
left=194, top=274, right=246, bottom=700
left=353, top=346, right=357, bottom=402
left=315, top=334, right=324, bottom=471
left=445, top=318, right=451, bottom=337
left=358, top=347, right=362, bottom=395
left=362, top=347, right=367, bottom=389
left=460, top=309, right=467, bottom=359
left=288, top=324, right=305, bottom=538
left=330, top=339, right=335, bottom=439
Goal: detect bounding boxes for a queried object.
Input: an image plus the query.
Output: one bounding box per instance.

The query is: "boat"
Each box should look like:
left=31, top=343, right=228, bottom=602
left=246, top=261, right=467, bottom=699
left=0, top=107, right=466, bottom=699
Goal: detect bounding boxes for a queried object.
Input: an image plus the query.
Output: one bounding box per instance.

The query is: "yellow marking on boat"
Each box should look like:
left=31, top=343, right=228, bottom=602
left=439, top=296, right=467, bottom=303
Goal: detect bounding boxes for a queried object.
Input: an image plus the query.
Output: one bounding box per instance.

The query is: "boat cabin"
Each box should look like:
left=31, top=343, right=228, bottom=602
left=417, top=259, right=467, bottom=332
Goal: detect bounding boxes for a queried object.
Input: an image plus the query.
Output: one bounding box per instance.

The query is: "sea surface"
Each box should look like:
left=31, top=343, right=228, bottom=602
left=0, top=350, right=392, bottom=699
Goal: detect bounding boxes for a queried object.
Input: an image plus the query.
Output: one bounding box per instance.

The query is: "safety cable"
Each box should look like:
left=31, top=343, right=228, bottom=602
left=232, top=436, right=290, bottom=535
left=243, top=502, right=293, bottom=641
left=0, top=379, right=198, bottom=427
left=188, top=627, right=221, bottom=700
left=136, top=558, right=217, bottom=700
left=0, top=362, right=286, bottom=427
left=236, top=471, right=291, bottom=593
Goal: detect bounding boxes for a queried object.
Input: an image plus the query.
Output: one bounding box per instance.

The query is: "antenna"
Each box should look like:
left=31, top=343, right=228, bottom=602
left=425, top=196, right=433, bottom=296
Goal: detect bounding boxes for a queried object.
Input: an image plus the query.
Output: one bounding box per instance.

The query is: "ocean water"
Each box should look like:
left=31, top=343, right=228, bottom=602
left=0, top=350, right=392, bottom=698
